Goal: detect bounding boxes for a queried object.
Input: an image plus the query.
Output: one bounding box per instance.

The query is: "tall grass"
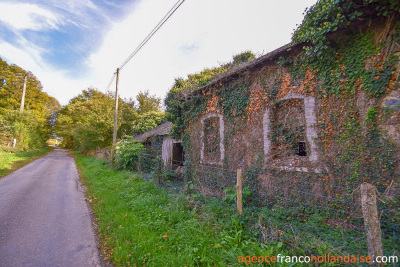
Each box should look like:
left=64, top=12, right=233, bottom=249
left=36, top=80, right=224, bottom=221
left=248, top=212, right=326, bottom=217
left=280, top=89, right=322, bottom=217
left=74, top=153, right=290, bottom=266
left=0, top=147, right=51, bottom=178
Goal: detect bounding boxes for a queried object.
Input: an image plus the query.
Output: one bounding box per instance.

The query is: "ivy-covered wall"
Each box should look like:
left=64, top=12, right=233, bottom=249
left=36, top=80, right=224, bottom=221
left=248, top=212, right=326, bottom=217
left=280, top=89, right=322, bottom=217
left=172, top=15, right=400, bottom=198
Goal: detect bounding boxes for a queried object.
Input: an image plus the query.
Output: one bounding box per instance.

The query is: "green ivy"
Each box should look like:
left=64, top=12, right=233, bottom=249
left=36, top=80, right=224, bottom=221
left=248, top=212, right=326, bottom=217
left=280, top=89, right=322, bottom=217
left=292, top=0, right=400, bottom=56
left=233, top=51, right=256, bottom=64
left=218, top=82, right=250, bottom=118
left=165, top=52, right=256, bottom=139
left=159, top=1, right=400, bottom=257
left=293, top=32, right=398, bottom=99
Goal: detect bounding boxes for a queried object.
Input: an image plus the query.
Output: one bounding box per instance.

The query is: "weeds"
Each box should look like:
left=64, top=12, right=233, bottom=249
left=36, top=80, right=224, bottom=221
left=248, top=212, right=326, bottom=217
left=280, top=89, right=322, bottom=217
left=74, top=153, right=293, bottom=266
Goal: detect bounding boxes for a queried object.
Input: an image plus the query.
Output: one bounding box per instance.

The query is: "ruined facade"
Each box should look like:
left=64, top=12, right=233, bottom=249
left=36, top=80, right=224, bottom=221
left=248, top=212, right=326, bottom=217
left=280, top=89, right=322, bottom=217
left=175, top=17, right=400, bottom=200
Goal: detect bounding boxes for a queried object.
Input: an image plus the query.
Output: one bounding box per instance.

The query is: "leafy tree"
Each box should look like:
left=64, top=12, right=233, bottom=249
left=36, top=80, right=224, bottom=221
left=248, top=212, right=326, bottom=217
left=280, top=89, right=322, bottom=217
left=165, top=51, right=255, bottom=106
left=0, top=57, right=61, bottom=149
left=136, top=90, right=162, bottom=114
left=56, top=88, right=137, bottom=151
left=0, top=117, right=12, bottom=144
left=56, top=88, right=168, bottom=151
left=125, top=90, right=166, bottom=135
left=0, top=57, right=60, bottom=117
left=131, top=111, right=165, bottom=135
left=1, top=110, right=45, bottom=149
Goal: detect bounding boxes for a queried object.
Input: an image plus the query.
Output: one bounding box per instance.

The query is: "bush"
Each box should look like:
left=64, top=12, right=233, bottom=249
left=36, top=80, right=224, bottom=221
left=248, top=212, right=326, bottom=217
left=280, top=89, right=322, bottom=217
left=1, top=110, right=47, bottom=150
left=114, top=136, right=147, bottom=171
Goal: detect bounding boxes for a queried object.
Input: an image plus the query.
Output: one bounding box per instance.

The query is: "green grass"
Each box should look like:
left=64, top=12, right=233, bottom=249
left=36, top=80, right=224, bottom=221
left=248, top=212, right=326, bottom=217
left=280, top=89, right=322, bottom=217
left=75, top=153, right=400, bottom=266
left=74, top=153, right=291, bottom=266
left=0, top=147, right=52, bottom=178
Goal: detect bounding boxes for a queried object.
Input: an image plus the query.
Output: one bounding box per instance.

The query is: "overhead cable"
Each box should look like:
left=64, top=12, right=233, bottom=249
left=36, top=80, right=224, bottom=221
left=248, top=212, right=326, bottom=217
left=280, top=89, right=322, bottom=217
left=105, top=72, right=117, bottom=92
left=104, top=0, right=185, bottom=92
left=119, top=0, right=185, bottom=70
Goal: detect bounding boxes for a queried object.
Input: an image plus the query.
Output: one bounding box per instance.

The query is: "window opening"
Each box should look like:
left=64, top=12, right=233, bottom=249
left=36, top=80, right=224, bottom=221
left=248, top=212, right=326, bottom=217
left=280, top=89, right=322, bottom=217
left=203, top=116, right=221, bottom=162
left=297, top=141, right=307, bottom=156
left=270, top=98, right=307, bottom=159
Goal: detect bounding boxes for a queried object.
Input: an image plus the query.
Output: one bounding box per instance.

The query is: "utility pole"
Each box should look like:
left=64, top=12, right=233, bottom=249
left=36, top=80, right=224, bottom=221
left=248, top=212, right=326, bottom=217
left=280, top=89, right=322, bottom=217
left=111, top=68, right=120, bottom=164
left=20, top=75, right=27, bottom=112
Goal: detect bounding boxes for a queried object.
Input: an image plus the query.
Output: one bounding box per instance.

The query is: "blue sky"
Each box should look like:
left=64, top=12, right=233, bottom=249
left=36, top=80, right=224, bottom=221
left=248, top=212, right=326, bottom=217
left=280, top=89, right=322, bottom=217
left=0, top=0, right=137, bottom=77
left=0, top=0, right=317, bottom=105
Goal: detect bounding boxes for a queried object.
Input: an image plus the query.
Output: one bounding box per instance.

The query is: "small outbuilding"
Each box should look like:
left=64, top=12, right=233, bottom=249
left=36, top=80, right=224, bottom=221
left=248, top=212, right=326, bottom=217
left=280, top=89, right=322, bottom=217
left=133, top=122, right=184, bottom=170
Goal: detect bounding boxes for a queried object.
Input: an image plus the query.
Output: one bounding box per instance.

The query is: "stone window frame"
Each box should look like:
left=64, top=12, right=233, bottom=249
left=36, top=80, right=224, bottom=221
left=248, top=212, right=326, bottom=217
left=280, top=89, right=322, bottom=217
left=200, top=113, right=225, bottom=165
left=263, top=92, right=319, bottom=162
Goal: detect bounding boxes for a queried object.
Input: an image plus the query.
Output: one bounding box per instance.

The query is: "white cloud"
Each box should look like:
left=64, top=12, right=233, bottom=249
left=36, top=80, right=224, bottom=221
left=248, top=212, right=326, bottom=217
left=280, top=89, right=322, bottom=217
left=87, top=0, right=317, bottom=104
left=0, top=40, right=89, bottom=102
left=0, top=2, right=62, bottom=31
left=0, top=0, right=108, bottom=104
left=0, top=41, right=44, bottom=70
left=0, top=0, right=318, bottom=105
left=49, top=0, right=108, bottom=28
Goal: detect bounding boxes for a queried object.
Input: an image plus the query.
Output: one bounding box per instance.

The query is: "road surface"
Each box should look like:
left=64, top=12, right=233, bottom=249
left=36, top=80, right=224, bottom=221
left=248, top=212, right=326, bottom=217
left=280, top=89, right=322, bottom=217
left=0, top=148, right=101, bottom=267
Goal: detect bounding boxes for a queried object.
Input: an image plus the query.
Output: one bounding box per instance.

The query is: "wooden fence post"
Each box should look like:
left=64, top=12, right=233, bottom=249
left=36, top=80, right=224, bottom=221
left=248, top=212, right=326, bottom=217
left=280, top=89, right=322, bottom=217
left=237, top=168, right=243, bottom=216
left=360, top=182, right=383, bottom=260
left=137, top=152, right=142, bottom=175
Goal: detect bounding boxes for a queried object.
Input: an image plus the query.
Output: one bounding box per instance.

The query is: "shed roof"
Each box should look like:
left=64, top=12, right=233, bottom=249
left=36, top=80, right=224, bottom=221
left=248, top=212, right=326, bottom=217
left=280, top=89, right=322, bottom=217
left=133, top=122, right=172, bottom=142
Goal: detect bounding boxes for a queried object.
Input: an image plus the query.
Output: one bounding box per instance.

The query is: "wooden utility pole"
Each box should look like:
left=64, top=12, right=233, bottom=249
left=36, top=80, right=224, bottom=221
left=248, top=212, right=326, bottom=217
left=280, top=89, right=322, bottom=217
left=361, top=183, right=383, bottom=261
left=20, top=75, right=27, bottom=112
left=111, top=68, right=120, bottom=164
left=237, top=167, right=243, bottom=216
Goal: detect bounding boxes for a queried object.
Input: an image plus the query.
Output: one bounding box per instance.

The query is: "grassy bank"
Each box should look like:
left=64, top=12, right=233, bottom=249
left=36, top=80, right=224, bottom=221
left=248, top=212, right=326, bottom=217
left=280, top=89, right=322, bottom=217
left=74, top=153, right=290, bottom=266
left=0, top=147, right=52, bottom=178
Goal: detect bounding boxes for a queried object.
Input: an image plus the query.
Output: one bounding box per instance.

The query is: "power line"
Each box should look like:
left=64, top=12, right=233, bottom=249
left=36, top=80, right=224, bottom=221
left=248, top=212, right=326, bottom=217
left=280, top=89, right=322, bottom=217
left=105, top=72, right=117, bottom=92
left=119, top=0, right=185, bottom=70
left=104, top=0, right=185, bottom=91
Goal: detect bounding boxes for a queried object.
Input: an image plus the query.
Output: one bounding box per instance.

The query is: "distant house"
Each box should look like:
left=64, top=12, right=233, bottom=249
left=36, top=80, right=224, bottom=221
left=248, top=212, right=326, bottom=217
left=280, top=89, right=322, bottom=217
left=133, top=122, right=184, bottom=170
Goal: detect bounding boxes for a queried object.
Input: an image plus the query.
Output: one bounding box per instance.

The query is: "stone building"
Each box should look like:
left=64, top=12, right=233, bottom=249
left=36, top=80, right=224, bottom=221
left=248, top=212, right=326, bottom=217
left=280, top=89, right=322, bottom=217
left=169, top=16, right=400, bottom=200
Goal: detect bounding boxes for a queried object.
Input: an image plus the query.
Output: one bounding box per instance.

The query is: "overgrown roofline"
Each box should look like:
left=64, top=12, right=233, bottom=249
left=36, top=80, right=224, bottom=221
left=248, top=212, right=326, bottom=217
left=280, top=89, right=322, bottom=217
left=189, top=44, right=300, bottom=95
left=180, top=0, right=400, bottom=98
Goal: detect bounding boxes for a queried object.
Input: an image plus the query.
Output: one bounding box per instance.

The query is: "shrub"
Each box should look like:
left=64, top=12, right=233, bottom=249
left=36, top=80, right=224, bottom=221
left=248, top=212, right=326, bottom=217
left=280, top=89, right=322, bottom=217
left=114, top=136, right=147, bottom=171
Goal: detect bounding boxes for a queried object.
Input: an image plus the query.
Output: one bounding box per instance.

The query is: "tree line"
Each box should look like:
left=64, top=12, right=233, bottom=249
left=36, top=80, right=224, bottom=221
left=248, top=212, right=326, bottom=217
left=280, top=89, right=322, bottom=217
left=56, top=88, right=164, bottom=151
left=0, top=57, right=61, bottom=149
left=0, top=57, right=165, bottom=151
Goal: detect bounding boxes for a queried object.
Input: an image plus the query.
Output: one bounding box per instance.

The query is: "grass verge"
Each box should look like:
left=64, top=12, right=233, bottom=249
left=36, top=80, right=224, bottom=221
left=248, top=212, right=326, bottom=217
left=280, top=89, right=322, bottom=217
left=74, top=152, right=291, bottom=266
left=0, top=147, right=52, bottom=178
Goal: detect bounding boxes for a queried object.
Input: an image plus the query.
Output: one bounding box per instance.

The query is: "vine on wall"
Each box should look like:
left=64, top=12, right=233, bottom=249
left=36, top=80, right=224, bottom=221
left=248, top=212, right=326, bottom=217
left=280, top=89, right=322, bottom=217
left=165, top=1, right=400, bottom=193
left=161, top=0, right=400, bottom=257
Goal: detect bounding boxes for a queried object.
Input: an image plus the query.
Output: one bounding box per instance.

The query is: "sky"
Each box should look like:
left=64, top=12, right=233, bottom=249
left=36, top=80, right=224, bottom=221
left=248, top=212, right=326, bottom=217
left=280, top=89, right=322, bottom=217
left=0, top=0, right=318, bottom=106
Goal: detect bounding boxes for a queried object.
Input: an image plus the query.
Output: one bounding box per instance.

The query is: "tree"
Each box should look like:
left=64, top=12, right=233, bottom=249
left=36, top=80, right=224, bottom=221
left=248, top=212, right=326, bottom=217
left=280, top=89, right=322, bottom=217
left=55, top=88, right=137, bottom=151
left=129, top=90, right=166, bottom=135
left=0, top=57, right=61, bottom=149
left=136, top=90, right=162, bottom=114
left=0, top=58, right=60, bottom=116
left=1, top=110, right=45, bottom=149
left=131, top=111, right=165, bottom=135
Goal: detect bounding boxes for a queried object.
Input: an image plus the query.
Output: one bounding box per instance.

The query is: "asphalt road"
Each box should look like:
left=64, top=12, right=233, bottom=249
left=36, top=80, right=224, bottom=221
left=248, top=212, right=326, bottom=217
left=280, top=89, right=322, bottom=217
left=0, top=148, right=101, bottom=267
